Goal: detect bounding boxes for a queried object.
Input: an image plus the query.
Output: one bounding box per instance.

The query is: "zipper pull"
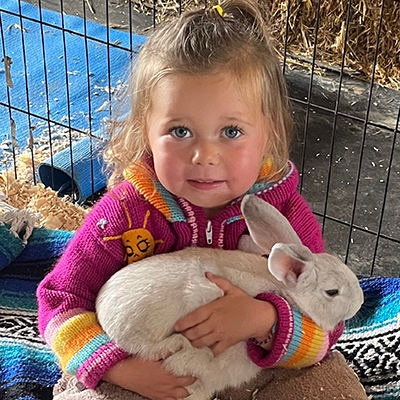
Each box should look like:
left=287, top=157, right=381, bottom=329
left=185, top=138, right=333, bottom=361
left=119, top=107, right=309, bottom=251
left=206, top=220, right=213, bottom=245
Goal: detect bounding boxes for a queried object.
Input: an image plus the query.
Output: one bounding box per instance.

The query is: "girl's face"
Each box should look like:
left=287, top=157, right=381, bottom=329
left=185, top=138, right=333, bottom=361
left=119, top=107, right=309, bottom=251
left=146, top=73, right=268, bottom=218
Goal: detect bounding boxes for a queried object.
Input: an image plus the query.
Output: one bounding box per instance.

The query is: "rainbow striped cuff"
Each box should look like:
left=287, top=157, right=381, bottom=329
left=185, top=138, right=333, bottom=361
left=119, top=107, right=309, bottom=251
left=45, top=309, right=129, bottom=388
left=247, top=293, right=333, bottom=368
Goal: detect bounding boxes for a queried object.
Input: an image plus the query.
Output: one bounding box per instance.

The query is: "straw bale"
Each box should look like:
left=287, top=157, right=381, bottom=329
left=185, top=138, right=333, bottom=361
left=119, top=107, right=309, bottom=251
left=140, top=0, right=400, bottom=89
left=267, top=0, right=400, bottom=89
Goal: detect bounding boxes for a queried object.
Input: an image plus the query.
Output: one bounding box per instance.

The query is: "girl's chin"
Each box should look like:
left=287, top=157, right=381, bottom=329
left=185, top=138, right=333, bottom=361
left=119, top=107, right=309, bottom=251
left=187, top=197, right=232, bottom=217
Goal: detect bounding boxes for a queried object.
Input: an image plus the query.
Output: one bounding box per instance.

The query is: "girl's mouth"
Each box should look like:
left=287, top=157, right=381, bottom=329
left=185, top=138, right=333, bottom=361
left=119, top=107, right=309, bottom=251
left=187, top=180, right=225, bottom=190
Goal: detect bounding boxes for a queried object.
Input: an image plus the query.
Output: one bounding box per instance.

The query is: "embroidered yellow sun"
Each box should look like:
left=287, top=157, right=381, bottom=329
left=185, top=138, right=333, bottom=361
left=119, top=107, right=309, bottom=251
left=103, top=202, right=163, bottom=263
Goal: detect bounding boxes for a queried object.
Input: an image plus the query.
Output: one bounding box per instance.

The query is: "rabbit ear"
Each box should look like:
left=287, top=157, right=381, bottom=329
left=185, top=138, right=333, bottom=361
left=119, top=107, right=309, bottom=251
left=268, top=243, right=316, bottom=290
left=241, top=195, right=302, bottom=254
left=237, top=234, right=265, bottom=254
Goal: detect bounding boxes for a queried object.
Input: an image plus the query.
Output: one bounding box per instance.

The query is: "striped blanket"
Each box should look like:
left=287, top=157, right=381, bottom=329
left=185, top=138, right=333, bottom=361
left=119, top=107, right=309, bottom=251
left=0, top=225, right=399, bottom=400
left=0, top=226, right=73, bottom=399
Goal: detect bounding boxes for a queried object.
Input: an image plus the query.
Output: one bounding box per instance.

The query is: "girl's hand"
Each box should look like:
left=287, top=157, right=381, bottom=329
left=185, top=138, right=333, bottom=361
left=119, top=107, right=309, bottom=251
left=102, top=356, right=196, bottom=400
left=174, top=273, right=277, bottom=356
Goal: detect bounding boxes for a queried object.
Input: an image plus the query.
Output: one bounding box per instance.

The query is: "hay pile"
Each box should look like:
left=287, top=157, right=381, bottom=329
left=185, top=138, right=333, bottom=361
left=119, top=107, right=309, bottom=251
left=138, top=0, right=400, bottom=89
left=269, top=0, right=400, bottom=89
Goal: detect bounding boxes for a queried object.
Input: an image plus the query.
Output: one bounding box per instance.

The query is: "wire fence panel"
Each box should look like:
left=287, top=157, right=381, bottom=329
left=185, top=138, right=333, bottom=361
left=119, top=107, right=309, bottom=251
left=284, top=0, right=399, bottom=277
left=0, top=0, right=399, bottom=277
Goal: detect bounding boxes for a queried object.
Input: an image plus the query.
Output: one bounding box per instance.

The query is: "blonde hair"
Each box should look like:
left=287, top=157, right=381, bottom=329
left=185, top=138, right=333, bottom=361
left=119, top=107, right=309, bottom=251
left=104, top=0, right=293, bottom=188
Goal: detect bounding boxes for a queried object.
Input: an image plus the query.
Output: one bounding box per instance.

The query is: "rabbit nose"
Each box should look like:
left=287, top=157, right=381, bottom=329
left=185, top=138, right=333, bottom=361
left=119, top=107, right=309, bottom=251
left=346, top=289, right=364, bottom=320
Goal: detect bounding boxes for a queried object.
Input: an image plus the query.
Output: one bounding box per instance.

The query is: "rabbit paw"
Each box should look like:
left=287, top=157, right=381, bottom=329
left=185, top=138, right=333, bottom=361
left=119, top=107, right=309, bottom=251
left=185, top=382, right=210, bottom=400
left=149, top=333, right=188, bottom=360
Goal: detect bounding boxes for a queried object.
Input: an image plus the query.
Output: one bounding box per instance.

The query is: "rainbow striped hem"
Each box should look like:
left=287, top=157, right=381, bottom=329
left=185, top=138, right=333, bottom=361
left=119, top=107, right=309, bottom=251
left=47, top=310, right=112, bottom=373
left=278, top=310, right=329, bottom=367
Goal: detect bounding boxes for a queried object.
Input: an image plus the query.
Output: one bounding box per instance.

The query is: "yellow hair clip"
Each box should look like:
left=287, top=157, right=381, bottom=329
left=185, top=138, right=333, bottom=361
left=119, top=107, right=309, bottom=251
left=212, top=5, right=224, bottom=17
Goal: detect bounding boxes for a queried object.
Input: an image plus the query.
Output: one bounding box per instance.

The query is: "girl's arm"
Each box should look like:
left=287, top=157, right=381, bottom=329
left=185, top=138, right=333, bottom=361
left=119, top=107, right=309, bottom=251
left=175, top=274, right=343, bottom=368
left=248, top=293, right=344, bottom=368
left=37, top=222, right=130, bottom=388
left=37, top=185, right=172, bottom=388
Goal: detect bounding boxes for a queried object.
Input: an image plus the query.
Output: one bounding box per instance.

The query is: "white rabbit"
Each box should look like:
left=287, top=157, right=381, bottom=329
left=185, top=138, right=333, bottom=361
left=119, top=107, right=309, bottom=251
left=96, top=195, right=364, bottom=400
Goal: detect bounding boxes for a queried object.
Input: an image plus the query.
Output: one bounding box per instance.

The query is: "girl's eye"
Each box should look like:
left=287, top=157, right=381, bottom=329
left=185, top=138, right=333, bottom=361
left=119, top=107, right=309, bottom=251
left=222, top=126, right=242, bottom=139
left=170, top=126, right=191, bottom=138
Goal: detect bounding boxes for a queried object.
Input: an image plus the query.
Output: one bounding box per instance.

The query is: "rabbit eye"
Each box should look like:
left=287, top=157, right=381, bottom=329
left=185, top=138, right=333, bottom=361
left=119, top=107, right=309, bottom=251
left=326, top=289, right=339, bottom=297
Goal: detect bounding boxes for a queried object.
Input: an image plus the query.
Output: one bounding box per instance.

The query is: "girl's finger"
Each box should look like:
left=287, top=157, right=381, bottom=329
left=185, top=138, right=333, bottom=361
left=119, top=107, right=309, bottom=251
left=210, top=340, right=227, bottom=356
left=190, top=330, right=218, bottom=349
left=205, top=272, right=233, bottom=293
left=176, top=375, right=197, bottom=386
left=172, top=387, right=191, bottom=399
left=174, top=307, right=211, bottom=332
left=182, top=322, right=213, bottom=341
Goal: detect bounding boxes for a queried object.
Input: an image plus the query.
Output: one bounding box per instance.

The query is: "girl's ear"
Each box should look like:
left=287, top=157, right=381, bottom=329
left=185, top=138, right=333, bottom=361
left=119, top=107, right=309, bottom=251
left=241, top=195, right=302, bottom=254
left=257, top=156, right=273, bottom=180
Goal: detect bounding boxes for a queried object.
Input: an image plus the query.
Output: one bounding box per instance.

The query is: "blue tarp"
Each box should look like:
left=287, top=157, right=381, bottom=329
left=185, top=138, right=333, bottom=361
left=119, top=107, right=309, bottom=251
left=0, top=0, right=146, bottom=144
left=0, top=0, right=147, bottom=200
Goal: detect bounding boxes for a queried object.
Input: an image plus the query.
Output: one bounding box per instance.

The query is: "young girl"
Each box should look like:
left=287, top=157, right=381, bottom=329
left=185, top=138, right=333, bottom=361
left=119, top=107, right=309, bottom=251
left=37, top=1, right=367, bottom=399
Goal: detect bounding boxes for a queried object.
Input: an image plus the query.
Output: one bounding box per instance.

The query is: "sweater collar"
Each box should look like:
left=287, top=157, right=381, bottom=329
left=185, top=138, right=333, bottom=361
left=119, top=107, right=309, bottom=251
left=123, top=159, right=295, bottom=223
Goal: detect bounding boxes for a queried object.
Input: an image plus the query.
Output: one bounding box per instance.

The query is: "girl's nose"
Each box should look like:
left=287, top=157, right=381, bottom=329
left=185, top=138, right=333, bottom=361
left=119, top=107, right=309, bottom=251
left=191, top=141, right=220, bottom=166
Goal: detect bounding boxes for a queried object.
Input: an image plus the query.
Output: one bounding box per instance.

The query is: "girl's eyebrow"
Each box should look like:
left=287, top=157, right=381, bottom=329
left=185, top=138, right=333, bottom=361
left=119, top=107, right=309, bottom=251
left=166, top=117, right=187, bottom=123
left=161, top=115, right=255, bottom=127
left=160, top=117, right=190, bottom=126
left=222, top=116, right=255, bottom=127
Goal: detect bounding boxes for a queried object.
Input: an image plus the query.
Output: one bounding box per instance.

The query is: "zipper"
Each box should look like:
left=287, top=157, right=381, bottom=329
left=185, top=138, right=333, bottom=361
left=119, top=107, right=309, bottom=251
left=206, top=220, right=213, bottom=245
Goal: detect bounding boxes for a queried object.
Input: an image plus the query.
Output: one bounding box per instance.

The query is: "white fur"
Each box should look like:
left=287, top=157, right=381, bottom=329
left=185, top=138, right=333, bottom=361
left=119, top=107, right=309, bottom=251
left=0, top=201, right=40, bottom=244
left=96, top=195, right=364, bottom=400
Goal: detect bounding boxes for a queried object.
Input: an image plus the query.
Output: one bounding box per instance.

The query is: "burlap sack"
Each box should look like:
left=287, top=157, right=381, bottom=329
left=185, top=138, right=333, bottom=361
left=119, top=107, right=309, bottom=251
left=53, top=351, right=368, bottom=400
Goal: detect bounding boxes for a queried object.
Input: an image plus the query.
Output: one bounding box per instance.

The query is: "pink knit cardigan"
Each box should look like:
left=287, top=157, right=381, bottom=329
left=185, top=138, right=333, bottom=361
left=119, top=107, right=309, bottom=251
left=37, top=161, right=343, bottom=388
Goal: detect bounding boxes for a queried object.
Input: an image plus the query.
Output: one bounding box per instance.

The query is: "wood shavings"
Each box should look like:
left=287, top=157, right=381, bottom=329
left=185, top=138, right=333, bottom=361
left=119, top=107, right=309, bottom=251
left=94, top=85, right=114, bottom=94
left=1, top=55, right=14, bottom=88
left=85, top=0, right=96, bottom=15
left=10, top=118, right=18, bottom=149
left=0, top=123, right=89, bottom=175
left=251, top=388, right=259, bottom=400
left=0, top=130, right=91, bottom=232
left=95, top=101, right=109, bottom=112
left=0, top=121, right=97, bottom=233
left=5, top=23, right=28, bottom=33
left=109, top=23, right=129, bottom=29
left=0, top=171, right=89, bottom=232
left=28, top=126, right=35, bottom=151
